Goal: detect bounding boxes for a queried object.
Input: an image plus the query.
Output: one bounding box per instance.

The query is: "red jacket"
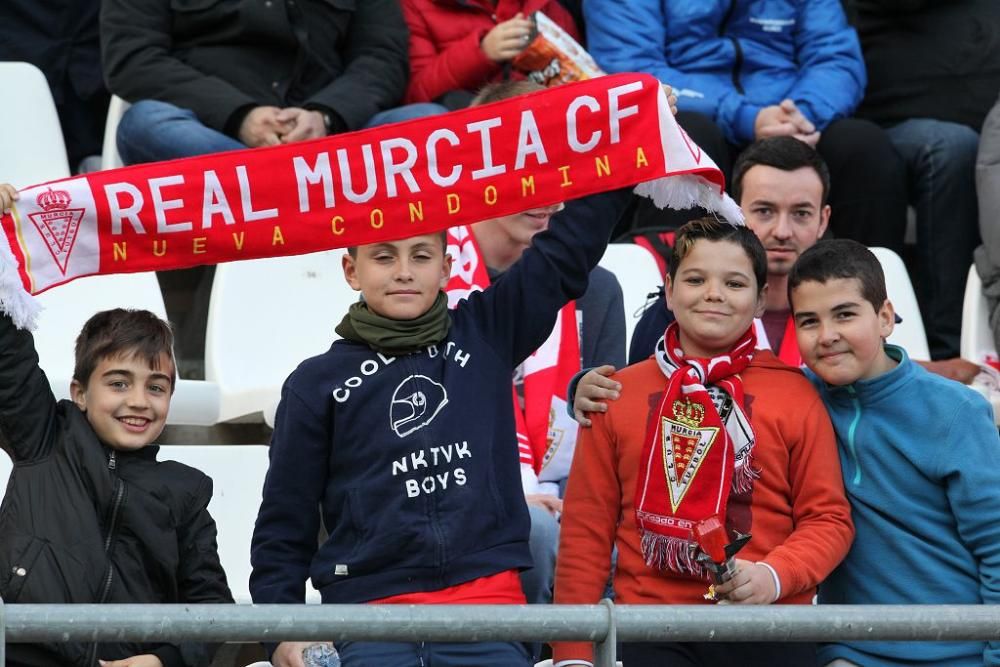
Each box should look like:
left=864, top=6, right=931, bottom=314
left=402, top=0, right=580, bottom=104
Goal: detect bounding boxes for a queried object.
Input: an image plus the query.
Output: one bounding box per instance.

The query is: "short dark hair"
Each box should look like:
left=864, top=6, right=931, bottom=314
left=731, top=136, right=831, bottom=206
left=74, top=309, right=177, bottom=391
left=472, top=80, right=545, bottom=106
left=788, top=239, right=887, bottom=312
left=347, top=231, right=448, bottom=258
left=669, top=217, right=767, bottom=293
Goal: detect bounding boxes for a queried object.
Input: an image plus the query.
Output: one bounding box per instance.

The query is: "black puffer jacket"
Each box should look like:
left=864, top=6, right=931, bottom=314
left=0, top=314, right=233, bottom=667
left=100, top=0, right=409, bottom=134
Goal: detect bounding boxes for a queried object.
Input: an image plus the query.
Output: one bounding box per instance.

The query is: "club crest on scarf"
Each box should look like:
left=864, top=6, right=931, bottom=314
left=636, top=322, right=759, bottom=577
left=662, top=397, right=719, bottom=514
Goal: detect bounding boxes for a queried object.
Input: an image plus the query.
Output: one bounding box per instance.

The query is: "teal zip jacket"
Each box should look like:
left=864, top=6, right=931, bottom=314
left=808, top=346, right=1000, bottom=666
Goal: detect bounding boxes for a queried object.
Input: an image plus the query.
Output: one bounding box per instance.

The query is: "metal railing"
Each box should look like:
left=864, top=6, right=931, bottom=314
left=2, top=600, right=1000, bottom=667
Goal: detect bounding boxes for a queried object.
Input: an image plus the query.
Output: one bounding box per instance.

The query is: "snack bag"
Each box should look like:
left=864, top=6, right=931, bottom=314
left=512, top=11, right=605, bottom=87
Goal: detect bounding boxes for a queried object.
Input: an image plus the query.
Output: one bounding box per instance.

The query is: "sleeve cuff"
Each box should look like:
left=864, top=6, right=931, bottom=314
left=521, top=462, right=541, bottom=494
left=735, top=103, right=763, bottom=145
left=757, top=561, right=782, bottom=602
left=566, top=367, right=594, bottom=419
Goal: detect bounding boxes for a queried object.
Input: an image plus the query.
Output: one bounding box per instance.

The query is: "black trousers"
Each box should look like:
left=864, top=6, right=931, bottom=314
left=620, top=111, right=909, bottom=256
left=621, top=640, right=818, bottom=667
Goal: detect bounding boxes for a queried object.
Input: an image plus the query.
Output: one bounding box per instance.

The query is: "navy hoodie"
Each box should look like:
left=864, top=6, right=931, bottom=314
left=250, top=189, right=628, bottom=605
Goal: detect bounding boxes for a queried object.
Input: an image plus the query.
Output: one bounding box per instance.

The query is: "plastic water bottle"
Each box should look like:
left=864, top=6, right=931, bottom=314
left=302, top=643, right=340, bottom=667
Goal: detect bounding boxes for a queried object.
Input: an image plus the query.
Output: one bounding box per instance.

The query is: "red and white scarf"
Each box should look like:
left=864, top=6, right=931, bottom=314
left=636, top=322, right=758, bottom=576
left=444, top=225, right=580, bottom=478
left=0, top=73, right=742, bottom=330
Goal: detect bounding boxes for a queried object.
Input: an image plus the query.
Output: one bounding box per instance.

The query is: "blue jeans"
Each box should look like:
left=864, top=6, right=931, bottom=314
left=116, top=100, right=448, bottom=165
left=335, top=640, right=531, bottom=667
left=521, top=504, right=559, bottom=606
left=886, top=118, right=980, bottom=359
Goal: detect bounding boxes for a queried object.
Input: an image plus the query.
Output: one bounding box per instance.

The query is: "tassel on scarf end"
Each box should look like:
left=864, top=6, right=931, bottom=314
left=634, top=175, right=745, bottom=225
left=640, top=531, right=705, bottom=578
left=0, top=232, right=41, bottom=331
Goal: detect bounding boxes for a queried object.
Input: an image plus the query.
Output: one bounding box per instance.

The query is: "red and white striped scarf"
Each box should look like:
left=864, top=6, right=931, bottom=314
left=444, top=225, right=579, bottom=475
left=635, top=321, right=758, bottom=576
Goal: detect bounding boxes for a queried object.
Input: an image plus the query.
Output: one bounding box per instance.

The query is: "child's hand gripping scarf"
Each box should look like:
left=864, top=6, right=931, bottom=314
left=636, top=321, right=759, bottom=576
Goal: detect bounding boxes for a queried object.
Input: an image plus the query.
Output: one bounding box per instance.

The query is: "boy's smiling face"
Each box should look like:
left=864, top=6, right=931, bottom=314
left=791, top=277, right=896, bottom=385
left=71, top=351, right=174, bottom=450
left=343, top=234, right=452, bottom=320
left=666, top=239, right=767, bottom=358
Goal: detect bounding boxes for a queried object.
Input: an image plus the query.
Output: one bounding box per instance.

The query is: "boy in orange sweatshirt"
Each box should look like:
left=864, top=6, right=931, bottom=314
left=553, top=218, right=853, bottom=667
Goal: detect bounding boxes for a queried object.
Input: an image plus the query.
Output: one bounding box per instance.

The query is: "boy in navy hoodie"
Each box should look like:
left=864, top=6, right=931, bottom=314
left=249, top=175, right=629, bottom=665
left=789, top=239, right=1000, bottom=667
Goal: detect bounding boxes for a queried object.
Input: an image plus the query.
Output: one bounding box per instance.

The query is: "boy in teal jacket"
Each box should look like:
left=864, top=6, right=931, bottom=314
left=789, top=239, right=1000, bottom=666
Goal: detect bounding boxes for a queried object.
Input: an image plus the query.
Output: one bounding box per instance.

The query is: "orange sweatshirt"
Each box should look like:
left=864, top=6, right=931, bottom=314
left=553, top=351, right=854, bottom=663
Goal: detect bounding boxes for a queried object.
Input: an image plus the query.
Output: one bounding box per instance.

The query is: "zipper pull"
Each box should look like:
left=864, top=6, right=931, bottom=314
left=108, top=450, right=117, bottom=471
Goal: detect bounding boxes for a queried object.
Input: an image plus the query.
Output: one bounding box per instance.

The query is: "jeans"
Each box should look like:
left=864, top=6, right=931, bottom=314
left=116, top=99, right=448, bottom=165
left=335, top=640, right=531, bottom=667
left=886, top=118, right=981, bottom=360
left=521, top=504, right=559, bottom=606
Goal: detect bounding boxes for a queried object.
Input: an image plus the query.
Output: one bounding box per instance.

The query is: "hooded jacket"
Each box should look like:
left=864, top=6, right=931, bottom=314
left=0, top=315, right=234, bottom=666
left=249, top=189, right=628, bottom=607
left=584, top=0, right=866, bottom=145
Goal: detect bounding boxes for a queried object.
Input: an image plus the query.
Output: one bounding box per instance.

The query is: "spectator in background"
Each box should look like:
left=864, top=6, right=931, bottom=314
left=853, top=0, right=1000, bottom=361
left=402, top=0, right=580, bottom=109
left=0, top=0, right=108, bottom=172
left=584, top=0, right=908, bottom=248
left=975, top=92, right=1000, bottom=354
left=101, top=0, right=440, bottom=166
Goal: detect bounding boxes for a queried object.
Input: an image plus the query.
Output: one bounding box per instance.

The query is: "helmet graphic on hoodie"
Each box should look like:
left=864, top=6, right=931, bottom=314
left=390, top=375, right=449, bottom=438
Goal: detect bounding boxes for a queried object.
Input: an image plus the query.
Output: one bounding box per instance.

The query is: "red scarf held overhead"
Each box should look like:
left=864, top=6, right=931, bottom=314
left=636, top=322, right=758, bottom=577
left=0, top=73, right=739, bottom=331
left=444, top=225, right=580, bottom=474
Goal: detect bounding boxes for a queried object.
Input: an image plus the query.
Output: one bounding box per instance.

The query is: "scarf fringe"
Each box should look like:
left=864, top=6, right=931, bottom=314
left=0, top=231, right=40, bottom=331
left=634, top=175, right=745, bottom=225
left=640, top=531, right=705, bottom=577
left=732, top=453, right=761, bottom=495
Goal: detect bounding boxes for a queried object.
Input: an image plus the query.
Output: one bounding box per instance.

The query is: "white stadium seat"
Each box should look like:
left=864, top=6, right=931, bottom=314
left=870, top=246, right=930, bottom=360
left=961, top=264, right=996, bottom=364
left=157, top=444, right=321, bottom=604
left=100, top=95, right=132, bottom=172
left=33, top=272, right=221, bottom=425
left=0, top=61, right=71, bottom=187
left=206, top=250, right=358, bottom=423
left=598, top=243, right=663, bottom=354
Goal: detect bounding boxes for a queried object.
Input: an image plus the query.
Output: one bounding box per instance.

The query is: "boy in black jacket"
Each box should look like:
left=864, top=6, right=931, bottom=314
left=0, top=183, right=233, bottom=667
left=249, top=173, right=628, bottom=665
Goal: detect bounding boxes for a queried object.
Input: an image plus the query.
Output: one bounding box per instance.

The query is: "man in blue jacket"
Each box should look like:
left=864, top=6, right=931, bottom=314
left=586, top=0, right=907, bottom=253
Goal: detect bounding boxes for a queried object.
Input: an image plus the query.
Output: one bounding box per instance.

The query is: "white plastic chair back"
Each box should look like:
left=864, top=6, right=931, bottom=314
left=0, top=61, right=70, bottom=187
left=598, top=243, right=663, bottom=355
left=870, top=247, right=930, bottom=360
left=33, top=272, right=220, bottom=425
left=100, top=95, right=131, bottom=171
left=961, top=264, right=997, bottom=363
left=157, top=444, right=320, bottom=604
left=0, top=448, right=11, bottom=498
left=206, top=250, right=357, bottom=423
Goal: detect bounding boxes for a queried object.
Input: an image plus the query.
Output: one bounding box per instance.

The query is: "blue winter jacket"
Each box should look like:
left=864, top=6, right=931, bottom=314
left=809, top=346, right=1000, bottom=666
left=585, top=0, right=866, bottom=145
left=249, top=189, right=628, bottom=608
